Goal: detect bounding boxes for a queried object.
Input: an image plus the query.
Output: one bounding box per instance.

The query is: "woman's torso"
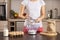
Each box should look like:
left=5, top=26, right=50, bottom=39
left=26, top=0, right=42, bottom=19
left=23, top=0, right=44, bottom=28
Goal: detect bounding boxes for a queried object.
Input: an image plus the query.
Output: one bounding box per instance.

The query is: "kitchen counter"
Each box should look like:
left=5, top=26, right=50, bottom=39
left=43, top=19, right=60, bottom=22
left=0, top=32, right=60, bottom=40
left=8, top=19, right=60, bottom=33
left=8, top=18, right=60, bottom=22
left=8, top=19, right=25, bottom=21
left=42, top=19, right=60, bottom=33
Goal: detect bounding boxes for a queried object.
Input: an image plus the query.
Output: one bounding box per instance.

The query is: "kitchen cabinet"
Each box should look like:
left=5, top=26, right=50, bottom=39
left=8, top=21, right=24, bottom=31
left=8, top=19, right=60, bottom=33
left=16, top=21, right=24, bottom=31
left=8, top=19, right=25, bottom=32
left=8, top=21, right=15, bottom=31
left=9, top=19, right=48, bottom=32
left=0, top=0, right=11, bottom=19
left=0, top=21, right=8, bottom=32
left=8, top=19, right=48, bottom=32
left=56, top=21, right=60, bottom=33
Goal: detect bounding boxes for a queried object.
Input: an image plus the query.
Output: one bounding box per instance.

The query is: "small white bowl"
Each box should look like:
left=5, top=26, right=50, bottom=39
left=28, top=30, right=37, bottom=34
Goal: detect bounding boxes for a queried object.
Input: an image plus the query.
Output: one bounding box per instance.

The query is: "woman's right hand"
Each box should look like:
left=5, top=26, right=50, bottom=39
left=19, top=15, right=26, bottom=19
left=19, top=13, right=29, bottom=19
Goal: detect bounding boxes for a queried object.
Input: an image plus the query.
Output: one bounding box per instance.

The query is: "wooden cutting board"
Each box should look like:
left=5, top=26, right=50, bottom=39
left=40, top=32, right=57, bottom=36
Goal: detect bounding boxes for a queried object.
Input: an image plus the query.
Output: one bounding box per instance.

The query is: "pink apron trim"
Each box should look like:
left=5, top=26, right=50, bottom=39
left=23, top=26, right=43, bottom=33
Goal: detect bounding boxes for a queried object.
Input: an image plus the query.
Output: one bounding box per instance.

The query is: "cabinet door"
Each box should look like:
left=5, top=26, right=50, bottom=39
left=16, top=21, right=24, bottom=31
left=0, top=21, right=8, bottom=32
left=56, top=21, right=60, bottom=33
left=0, top=0, right=5, bottom=2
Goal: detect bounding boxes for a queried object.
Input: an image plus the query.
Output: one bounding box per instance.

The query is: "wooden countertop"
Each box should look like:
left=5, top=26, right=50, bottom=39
left=8, top=19, right=25, bottom=21
left=43, top=19, right=60, bottom=22
left=8, top=18, right=60, bottom=22
left=0, top=32, right=60, bottom=40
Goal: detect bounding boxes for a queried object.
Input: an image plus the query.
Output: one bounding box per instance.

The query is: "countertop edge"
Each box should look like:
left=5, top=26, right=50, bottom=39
left=8, top=19, right=60, bottom=22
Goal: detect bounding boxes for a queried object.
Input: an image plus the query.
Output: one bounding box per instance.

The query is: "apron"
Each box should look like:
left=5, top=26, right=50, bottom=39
left=24, top=17, right=43, bottom=31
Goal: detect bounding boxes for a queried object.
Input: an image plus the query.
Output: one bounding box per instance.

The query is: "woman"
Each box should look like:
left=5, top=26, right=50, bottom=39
left=19, top=0, right=46, bottom=33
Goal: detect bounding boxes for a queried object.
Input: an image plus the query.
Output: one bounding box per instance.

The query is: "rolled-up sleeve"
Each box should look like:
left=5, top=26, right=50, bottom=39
left=21, top=0, right=28, bottom=6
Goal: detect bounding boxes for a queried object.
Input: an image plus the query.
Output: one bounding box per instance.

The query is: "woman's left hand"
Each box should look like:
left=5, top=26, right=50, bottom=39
left=35, top=18, right=41, bottom=23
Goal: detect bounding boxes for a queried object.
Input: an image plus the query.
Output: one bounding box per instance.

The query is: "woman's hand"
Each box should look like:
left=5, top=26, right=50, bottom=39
left=19, top=13, right=29, bottom=19
left=35, top=18, right=42, bottom=23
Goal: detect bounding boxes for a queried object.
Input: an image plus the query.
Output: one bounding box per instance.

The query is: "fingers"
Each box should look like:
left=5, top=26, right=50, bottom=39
left=35, top=19, right=41, bottom=23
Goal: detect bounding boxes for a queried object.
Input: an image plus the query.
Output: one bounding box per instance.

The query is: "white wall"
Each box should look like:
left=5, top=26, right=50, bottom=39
left=11, top=0, right=22, bottom=13
left=44, top=0, right=60, bottom=18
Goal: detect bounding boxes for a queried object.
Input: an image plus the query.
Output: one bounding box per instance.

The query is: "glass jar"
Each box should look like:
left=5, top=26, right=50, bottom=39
left=3, top=24, right=8, bottom=36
